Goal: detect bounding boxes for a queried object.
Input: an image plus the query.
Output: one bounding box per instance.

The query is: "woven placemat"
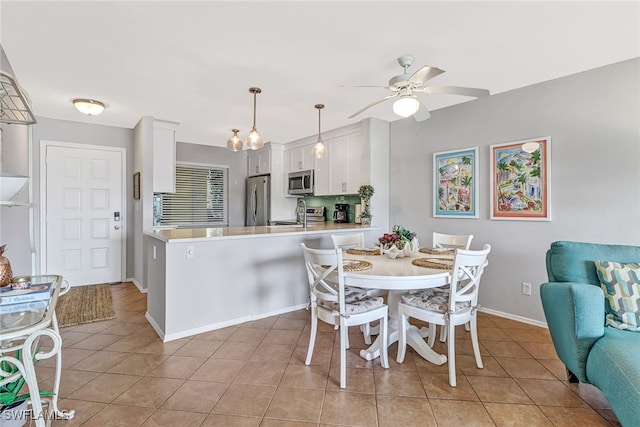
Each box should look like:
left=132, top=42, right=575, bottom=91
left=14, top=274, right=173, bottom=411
left=412, top=258, right=454, bottom=270
left=346, top=248, right=381, bottom=256
left=419, top=247, right=455, bottom=255
left=322, top=259, right=373, bottom=272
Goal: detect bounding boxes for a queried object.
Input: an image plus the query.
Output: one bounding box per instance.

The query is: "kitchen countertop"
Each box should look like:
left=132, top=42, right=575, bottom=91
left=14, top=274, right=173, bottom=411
left=147, top=222, right=378, bottom=243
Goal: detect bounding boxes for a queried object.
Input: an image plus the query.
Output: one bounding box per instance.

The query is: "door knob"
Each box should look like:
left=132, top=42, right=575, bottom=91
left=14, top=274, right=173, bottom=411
left=114, top=225, right=120, bottom=230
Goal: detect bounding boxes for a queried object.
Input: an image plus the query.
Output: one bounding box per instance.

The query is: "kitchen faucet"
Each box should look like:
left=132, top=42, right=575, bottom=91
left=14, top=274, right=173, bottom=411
left=297, top=199, right=307, bottom=228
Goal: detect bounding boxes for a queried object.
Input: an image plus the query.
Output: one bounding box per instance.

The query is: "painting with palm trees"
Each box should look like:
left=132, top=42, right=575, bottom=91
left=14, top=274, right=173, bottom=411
left=433, top=147, right=479, bottom=218
left=490, top=137, right=551, bottom=220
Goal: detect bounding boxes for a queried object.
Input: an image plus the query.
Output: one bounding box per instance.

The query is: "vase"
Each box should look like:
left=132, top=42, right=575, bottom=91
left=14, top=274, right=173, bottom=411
left=360, top=217, right=372, bottom=227
left=1, top=401, right=29, bottom=427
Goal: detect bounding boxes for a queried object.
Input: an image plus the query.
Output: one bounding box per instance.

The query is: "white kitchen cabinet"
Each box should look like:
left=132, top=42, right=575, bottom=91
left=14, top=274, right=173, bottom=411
left=313, top=129, right=367, bottom=196
left=247, top=146, right=271, bottom=176
left=285, top=144, right=315, bottom=174
left=153, top=120, right=179, bottom=193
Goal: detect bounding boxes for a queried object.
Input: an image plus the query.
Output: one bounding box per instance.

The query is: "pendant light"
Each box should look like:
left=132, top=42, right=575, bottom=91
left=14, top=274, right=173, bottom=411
left=311, top=104, right=327, bottom=159
left=227, top=129, right=242, bottom=152
left=246, top=87, right=264, bottom=150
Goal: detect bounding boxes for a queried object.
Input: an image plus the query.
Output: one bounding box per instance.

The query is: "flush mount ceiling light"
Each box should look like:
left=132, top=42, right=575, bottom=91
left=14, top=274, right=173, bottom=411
left=72, top=98, right=105, bottom=116
left=227, top=128, right=242, bottom=152
left=311, top=104, right=327, bottom=159
left=246, top=87, right=264, bottom=150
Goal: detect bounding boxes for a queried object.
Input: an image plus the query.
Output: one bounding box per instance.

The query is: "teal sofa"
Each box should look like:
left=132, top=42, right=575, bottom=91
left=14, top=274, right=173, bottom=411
left=540, top=241, right=640, bottom=427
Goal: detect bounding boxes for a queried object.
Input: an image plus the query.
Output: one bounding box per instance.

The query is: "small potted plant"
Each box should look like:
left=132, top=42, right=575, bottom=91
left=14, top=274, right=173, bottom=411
left=358, top=185, right=375, bottom=227
left=1, top=350, right=54, bottom=427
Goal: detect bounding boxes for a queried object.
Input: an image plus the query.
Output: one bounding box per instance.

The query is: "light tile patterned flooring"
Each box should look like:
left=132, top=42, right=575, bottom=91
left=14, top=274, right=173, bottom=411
left=37, top=282, right=621, bottom=426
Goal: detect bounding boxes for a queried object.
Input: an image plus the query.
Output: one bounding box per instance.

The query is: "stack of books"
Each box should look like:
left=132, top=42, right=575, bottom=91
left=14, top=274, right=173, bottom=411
left=0, top=281, right=53, bottom=314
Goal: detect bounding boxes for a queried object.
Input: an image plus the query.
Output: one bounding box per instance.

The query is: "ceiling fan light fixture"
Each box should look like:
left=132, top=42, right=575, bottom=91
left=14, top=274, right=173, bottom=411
left=227, top=128, right=243, bottom=152
left=392, top=96, right=419, bottom=117
left=73, top=98, right=105, bottom=116
left=246, top=87, right=264, bottom=150
left=311, top=104, right=327, bottom=159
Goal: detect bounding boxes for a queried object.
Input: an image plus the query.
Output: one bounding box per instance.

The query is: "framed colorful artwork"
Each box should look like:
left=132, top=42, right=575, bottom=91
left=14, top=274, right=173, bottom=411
left=433, top=147, right=479, bottom=218
left=490, top=137, right=551, bottom=221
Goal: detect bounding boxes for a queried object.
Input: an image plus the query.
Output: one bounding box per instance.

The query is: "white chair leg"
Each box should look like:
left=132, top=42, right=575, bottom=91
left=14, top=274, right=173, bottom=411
left=396, top=307, right=407, bottom=363
left=465, top=322, right=470, bottom=332
left=439, top=324, right=447, bottom=342
left=305, top=305, right=318, bottom=365
left=427, top=323, right=437, bottom=348
left=469, top=316, right=483, bottom=369
left=340, top=319, right=348, bottom=389
left=447, top=321, right=457, bottom=387
left=380, top=312, right=389, bottom=369
left=361, top=323, right=372, bottom=345
left=345, top=325, right=350, bottom=350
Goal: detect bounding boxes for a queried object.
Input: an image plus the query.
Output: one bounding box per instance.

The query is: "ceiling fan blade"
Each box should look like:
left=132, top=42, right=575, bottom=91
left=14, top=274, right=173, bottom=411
left=409, top=65, right=445, bottom=84
left=340, top=85, right=389, bottom=88
left=348, top=94, right=397, bottom=119
left=422, top=85, right=490, bottom=98
left=413, top=99, right=431, bottom=122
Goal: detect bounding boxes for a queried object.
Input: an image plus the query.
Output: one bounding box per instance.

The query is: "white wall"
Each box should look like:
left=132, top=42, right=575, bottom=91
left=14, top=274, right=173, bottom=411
left=389, top=58, right=640, bottom=324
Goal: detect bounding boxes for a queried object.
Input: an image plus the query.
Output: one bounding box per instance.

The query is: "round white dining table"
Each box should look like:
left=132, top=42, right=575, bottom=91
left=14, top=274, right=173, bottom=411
left=342, top=251, right=452, bottom=365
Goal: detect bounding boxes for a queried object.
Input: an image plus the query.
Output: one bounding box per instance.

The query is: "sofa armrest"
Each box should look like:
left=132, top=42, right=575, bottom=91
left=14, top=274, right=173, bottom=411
left=540, top=282, right=605, bottom=383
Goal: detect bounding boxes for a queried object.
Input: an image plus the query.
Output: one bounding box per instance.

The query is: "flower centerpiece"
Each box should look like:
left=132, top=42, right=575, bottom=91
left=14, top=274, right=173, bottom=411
left=378, top=225, right=419, bottom=258
left=358, top=185, right=374, bottom=227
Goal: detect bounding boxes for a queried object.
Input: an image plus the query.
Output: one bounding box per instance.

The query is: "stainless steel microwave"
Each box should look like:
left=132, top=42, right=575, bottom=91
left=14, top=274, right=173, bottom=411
left=288, top=170, right=314, bottom=195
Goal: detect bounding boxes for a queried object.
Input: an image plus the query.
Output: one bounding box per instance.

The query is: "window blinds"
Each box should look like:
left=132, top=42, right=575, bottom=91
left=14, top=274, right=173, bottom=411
left=157, top=165, right=228, bottom=226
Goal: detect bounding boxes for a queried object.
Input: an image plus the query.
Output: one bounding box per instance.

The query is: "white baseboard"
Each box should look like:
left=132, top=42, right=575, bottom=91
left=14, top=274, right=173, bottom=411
left=480, top=307, right=548, bottom=328
left=127, top=277, right=147, bottom=293
left=153, top=303, right=309, bottom=343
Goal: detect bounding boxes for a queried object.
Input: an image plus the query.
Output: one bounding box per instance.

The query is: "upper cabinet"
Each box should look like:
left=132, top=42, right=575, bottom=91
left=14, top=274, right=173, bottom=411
left=285, top=145, right=315, bottom=174
left=247, top=146, right=271, bottom=176
left=152, top=120, right=179, bottom=193
left=320, top=131, right=366, bottom=196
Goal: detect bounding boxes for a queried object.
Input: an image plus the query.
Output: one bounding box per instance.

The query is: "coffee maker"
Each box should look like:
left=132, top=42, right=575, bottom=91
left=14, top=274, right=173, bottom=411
left=333, top=203, right=349, bottom=223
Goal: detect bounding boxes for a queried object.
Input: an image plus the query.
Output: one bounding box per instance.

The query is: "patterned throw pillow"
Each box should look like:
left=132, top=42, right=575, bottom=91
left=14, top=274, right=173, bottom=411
left=594, top=261, right=640, bottom=331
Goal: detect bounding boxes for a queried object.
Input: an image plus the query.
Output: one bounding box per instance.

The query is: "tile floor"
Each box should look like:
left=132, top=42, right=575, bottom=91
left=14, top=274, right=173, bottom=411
left=34, top=282, right=621, bottom=426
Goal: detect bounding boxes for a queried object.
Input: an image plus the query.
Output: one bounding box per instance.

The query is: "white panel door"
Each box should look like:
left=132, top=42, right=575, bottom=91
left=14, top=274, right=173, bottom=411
left=45, top=145, right=123, bottom=285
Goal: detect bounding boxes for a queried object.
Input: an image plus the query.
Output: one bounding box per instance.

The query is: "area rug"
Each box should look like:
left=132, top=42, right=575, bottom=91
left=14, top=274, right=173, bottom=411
left=55, top=283, right=116, bottom=328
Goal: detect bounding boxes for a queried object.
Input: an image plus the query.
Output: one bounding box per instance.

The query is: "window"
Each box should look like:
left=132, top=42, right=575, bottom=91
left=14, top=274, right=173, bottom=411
left=155, top=164, right=228, bottom=226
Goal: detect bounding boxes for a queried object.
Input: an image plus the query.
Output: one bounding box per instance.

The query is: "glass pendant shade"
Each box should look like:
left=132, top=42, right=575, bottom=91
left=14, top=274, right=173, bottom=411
left=311, top=103, right=327, bottom=159
left=246, top=127, right=263, bottom=150
left=73, top=98, right=105, bottom=115
left=311, top=138, right=326, bottom=158
left=246, top=87, right=264, bottom=150
left=392, top=96, right=420, bottom=117
left=227, top=129, right=243, bottom=152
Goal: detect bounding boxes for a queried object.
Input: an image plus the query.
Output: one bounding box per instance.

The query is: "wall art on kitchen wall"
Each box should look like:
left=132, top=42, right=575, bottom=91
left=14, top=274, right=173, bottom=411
left=490, top=137, right=551, bottom=221
left=433, top=147, right=479, bottom=218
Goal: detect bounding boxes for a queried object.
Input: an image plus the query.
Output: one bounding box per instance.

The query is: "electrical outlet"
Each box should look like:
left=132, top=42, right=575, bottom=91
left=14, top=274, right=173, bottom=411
left=186, top=245, right=195, bottom=259
left=522, top=282, right=532, bottom=296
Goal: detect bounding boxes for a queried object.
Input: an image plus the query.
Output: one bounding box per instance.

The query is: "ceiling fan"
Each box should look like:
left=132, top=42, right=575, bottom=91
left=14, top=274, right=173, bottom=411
left=348, top=55, right=490, bottom=121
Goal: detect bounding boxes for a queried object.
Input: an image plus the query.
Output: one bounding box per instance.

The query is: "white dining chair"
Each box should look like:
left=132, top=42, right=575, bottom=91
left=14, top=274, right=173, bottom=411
left=396, top=244, right=491, bottom=387
left=431, top=232, right=474, bottom=342
left=301, top=243, right=389, bottom=388
left=331, top=233, right=386, bottom=345
left=432, top=232, right=474, bottom=250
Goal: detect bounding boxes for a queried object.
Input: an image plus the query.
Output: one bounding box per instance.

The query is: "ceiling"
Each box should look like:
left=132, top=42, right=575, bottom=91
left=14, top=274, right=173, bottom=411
left=1, top=1, right=638, bottom=148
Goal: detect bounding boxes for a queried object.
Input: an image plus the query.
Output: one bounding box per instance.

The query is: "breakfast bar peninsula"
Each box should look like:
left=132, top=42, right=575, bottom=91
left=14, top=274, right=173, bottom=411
left=144, top=224, right=379, bottom=341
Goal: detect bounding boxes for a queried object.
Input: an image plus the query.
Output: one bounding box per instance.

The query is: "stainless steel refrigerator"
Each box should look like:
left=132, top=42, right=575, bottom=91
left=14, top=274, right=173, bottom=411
left=245, top=175, right=270, bottom=226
